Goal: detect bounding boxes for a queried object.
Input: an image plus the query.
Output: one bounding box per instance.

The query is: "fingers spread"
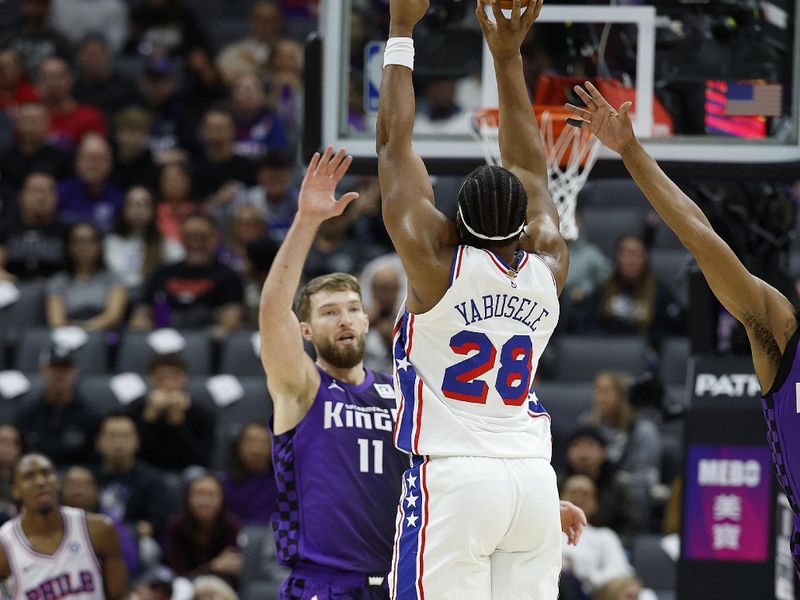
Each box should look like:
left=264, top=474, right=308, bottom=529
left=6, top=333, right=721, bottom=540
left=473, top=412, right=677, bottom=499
left=327, top=148, right=347, bottom=176
left=307, top=152, right=320, bottom=176
left=332, top=154, right=354, bottom=181
left=489, top=0, right=504, bottom=23
left=565, top=103, right=592, bottom=120
left=573, top=85, right=596, bottom=110
left=585, top=81, right=609, bottom=107
left=511, top=0, right=521, bottom=24
left=476, top=0, right=491, bottom=28
left=339, top=191, right=360, bottom=205
left=315, top=145, right=334, bottom=176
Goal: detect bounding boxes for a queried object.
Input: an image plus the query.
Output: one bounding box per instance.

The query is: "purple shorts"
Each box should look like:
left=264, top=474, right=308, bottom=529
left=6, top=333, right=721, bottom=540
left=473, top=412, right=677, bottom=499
left=762, top=394, right=800, bottom=573
left=280, top=562, right=390, bottom=600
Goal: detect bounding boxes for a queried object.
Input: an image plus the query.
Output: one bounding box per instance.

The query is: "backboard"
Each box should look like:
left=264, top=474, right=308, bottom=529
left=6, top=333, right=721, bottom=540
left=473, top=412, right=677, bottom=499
left=309, top=0, right=800, bottom=173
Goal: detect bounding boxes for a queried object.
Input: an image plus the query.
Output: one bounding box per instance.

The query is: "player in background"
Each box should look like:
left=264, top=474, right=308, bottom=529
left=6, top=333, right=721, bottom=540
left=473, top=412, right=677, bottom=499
left=376, top=0, right=586, bottom=598
left=565, top=81, right=800, bottom=576
left=0, top=453, right=127, bottom=600
left=260, top=147, right=408, bottom=599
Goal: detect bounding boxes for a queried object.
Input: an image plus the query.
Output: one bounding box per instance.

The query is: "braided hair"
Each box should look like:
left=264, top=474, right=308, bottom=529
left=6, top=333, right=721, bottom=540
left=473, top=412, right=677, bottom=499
left=456, top=165, right=528, bottom=248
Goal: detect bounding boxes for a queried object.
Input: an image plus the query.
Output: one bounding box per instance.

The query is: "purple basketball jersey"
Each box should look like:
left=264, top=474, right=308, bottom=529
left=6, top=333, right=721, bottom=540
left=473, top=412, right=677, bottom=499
left=271, top=366, right=407, bottom=575
left=761, top=326, right=800, bottom=574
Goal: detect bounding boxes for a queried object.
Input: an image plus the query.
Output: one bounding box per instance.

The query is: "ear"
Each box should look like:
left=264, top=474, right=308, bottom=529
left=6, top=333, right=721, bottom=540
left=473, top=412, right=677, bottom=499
left=299, top=322, right=313, bottom=342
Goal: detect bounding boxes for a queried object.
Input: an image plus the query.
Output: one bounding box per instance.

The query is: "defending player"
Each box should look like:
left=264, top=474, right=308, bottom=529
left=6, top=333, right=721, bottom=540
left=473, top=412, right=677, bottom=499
left=565, top=81, right=800, bottom=575
left=0, top=453, right=127, bottom=599
left=260, top=147, right=408, bottom=599
left=376, top=0, right=586, bottom=598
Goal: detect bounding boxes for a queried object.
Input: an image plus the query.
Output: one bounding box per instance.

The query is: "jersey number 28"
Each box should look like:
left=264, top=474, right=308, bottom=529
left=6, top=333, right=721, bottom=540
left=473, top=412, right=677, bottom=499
left=440, top=331, right=532, bottom=405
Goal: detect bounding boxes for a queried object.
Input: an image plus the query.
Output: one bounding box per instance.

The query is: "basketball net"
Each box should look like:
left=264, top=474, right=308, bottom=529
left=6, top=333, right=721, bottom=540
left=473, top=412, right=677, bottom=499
left=467, top=106, right=601, bottom=240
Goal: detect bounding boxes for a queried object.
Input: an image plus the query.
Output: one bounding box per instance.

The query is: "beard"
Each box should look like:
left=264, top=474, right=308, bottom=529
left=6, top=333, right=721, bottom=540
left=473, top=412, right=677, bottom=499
left=315, top=333, right=366, bottom=369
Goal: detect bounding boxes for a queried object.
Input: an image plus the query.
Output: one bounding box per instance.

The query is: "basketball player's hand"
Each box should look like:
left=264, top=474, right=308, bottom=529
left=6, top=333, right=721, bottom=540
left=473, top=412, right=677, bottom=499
left=476, top=0, right=543, bottom=61
left=389, top=0, right=429, bottom=35
left=297, top=146, right=360, bottom=225
left=565, top=82, right=636, bottom=155
left=559, top=500, right=587, bottom=546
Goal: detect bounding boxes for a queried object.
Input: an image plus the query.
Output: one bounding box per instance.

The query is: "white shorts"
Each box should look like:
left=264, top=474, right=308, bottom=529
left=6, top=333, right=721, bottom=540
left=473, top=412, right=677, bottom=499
left=389, top=455, right=562, bottom=600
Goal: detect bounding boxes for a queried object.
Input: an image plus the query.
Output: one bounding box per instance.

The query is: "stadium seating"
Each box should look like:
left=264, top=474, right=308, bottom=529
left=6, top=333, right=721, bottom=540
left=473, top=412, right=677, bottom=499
left=15, top=328, right=110, bottom=374
left=660, top=336, right=690, bottom=385
left=579, top=206, right=646, bottom=258
left=220, top=331, right=263, bottom=377
left=553, top=335, right=649, bottom=381
left=116, top=331, right=214, bottom=375
left=578, top=177, right=650, bottom=210
left=534, top=380, right=593, bottom=472
left=0, top=282, right=46, bottom=364
left=631, top=534, right=677, bottom=599
left=0, top=374, right=44, bottom=423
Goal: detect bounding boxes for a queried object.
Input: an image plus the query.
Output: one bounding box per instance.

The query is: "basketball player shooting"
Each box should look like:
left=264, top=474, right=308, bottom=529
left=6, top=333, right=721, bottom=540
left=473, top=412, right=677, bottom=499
left=565, top=81, right=800, bottom=576
left=377, top=0, right=586, bottom=598
left=0, top=454, right=127, bottom=599
left=260, top=147, right=408, bottom=599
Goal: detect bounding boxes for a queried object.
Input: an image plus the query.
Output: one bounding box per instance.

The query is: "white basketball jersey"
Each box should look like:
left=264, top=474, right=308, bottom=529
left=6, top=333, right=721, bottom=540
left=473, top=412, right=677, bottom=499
left=0, top=507, right=105, bottom=600
left=392, top=245, right=559, bottom=459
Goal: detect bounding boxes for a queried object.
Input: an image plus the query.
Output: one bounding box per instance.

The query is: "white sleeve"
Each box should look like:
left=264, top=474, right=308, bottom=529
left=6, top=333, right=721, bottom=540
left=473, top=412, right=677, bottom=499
left=586, top=528, right=634, bottom=590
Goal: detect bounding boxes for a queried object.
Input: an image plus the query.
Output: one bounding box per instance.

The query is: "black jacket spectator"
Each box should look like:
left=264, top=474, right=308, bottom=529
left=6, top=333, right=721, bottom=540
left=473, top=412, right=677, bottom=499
left=0, top=171, right=67, bottom=280
left=0, top=102, right=72, bottom=197
left=14, top=346, right=98, bottom=467
left=93, top=412, right=172, bottom=537
left=130, top=212, right=244, bottom=332
left=128, top=354, right=215, bottom=471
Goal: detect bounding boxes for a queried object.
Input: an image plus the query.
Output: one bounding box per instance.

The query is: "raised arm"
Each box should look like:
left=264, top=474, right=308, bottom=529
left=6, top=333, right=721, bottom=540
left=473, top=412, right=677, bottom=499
left=566, top=82, right=796, bottom=390
left=477, top=0, right=568, bottom=292
left=259, top=148, right=359, bottom=433
left=377, top=0, right=457, bottom=313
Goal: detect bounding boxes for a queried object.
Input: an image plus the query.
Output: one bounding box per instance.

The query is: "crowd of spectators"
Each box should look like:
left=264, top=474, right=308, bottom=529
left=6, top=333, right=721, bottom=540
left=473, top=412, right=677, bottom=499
left=0, top=1, right=747, bottom=599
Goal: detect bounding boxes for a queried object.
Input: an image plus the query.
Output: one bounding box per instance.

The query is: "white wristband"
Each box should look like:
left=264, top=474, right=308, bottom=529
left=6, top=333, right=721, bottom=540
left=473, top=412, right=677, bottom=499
left=383, top=37, right=414, bottom=70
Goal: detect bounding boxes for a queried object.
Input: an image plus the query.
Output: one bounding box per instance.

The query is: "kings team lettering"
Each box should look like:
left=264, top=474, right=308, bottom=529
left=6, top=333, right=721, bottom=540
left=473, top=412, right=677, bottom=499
left=323, top=402, right=397, bottom=431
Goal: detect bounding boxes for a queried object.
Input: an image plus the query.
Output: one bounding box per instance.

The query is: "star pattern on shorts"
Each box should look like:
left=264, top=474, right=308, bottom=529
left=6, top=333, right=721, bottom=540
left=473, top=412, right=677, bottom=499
left=395, top=356, right=411, bottom=372
left=406, top=474, right=416, bottom=489
left=405, top=492, right=418, bottom=508
left=406, top=513, right=419, bottom=528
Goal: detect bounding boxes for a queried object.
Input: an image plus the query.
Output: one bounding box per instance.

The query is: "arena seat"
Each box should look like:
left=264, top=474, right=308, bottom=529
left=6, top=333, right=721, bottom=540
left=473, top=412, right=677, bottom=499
left=649, top=249, right=693, bottom=302
left=578, top=178, right=650, bottom=209
left=660, top=336, right=690, bottom=385
left=533, top=380, right=593, bottom=473
left=220, top=331, right=263, bottom=377
left=116, top=331, right=213, bottom=375
left=210, top=376, right=271, bottom=468
left=240, top=581, right=280, bottom=600
left=219, top=376, right=271, bottom=428
left=631, top=534, right=677, bottom=595
left=652, top=220, right=684, bottom=250
left=240, top=525, right=273, bottom=586
left=14, top=328, right=110, bottom=374
left=659, top=420, right=684, bottom=486
left=553, top=335, right=648, bottom=382
left=78, top=375, right=127, bottom=415
left=579, top=206, right=646, bottom=258
left=0, top=282, right=46, bottom=354
left=0, top=374, right=44, bottom=423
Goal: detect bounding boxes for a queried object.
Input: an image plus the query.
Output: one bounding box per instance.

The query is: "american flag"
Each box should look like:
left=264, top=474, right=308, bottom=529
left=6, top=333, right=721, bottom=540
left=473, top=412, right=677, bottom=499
left=725, top=82, right=783, bottom=117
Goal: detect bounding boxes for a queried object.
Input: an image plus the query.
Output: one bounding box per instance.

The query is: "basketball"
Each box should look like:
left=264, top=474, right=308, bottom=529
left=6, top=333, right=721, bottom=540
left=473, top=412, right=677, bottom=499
left=483, top=0, right=531, bottom=9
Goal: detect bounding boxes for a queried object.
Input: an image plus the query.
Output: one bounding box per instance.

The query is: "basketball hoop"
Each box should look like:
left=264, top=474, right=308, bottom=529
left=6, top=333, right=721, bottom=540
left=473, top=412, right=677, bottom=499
left=467, top=105, right=601, bottom=240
